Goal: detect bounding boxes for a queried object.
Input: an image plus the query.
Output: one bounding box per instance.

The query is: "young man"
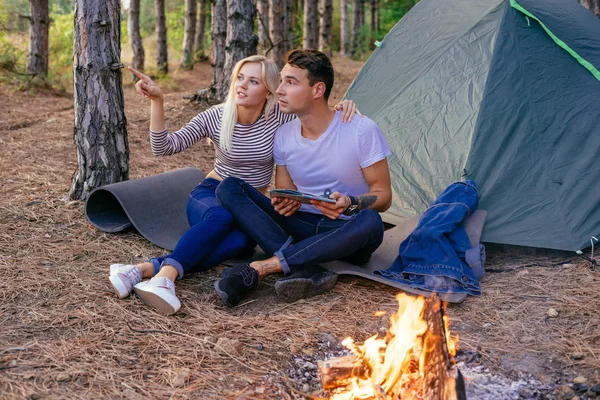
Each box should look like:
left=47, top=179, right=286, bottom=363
left=214, top=49, right=392, bottom=306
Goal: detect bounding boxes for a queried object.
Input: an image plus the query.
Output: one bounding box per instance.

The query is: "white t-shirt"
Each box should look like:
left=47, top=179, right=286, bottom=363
left=273, top=110, right=391, bottom=216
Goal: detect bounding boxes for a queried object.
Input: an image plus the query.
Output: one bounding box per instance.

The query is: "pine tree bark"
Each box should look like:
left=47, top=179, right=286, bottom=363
left=256, top=0, right=269, bottom=54
left=580, top=0, right=600, bottom=17
left=194, top=0, right=208, bottom=60
left=303, top=0, right=319, bottom=49
left=155, top=0, right=168, bottom=74
left=357, top=0, right=364, bottom=28
left=269, top=0, right=286, bottom=68
left=215, top=0, right=257, bottom=101
left=211, top=0, right=227, bottom=95
left=283, top=0, right=293, bottom=52
left=369, top=0, right=377, bottom=44
left=180, top=0, right=197, bottom=69
left=340, top=0, right=349, bottom=56
left=318, top=0, right=333, bottom=56
left=350, top=0, right=361, bottom=57
left=27, top=0, right=49, bottom=77
left=128, top=0, right=145, bottom=79
left=70, top=0, right=128, bottom=200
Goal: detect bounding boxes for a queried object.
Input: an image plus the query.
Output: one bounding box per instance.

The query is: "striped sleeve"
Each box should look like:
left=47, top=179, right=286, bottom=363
left=149, top=107, right=222, bottom=156
left=272, top=102, right=297, bottom=126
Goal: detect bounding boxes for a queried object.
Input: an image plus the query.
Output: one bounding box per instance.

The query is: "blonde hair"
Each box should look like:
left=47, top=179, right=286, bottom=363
left=220, top=55, right=280, bottom=153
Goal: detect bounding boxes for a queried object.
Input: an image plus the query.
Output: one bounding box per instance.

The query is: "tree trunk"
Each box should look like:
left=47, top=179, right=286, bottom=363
left=70, top=0, right=128, bottom=200
left=215, top=0, right=257, bottom=101
left=268, top=0, right=286, bottom=68
left=27, top=0, right=49, bottom=77
left=358, top=0, right=364, bottom=28
left=194, top=0, right=208, bottom=60
left=155, top=0, right=168, bottom=74
left=318, top=0, right=333, bottom=56
left=128, top=0, right=145, bottom=79
left=211, top=0, right=227, bottom=96
left=256, top=0, right=269, bottom=54
left=580, top=0, right=600, bottom=17
left=180, top=0, right=197, bottom=69
left=303, top=0, right=319, bottom=49
left=283, top=0, right=293, bottom=52
left=340, top=0, right=348, bottom=56
left=350, top=0, right=361, bottom=57
left=369, top=0, right=377, bottom=44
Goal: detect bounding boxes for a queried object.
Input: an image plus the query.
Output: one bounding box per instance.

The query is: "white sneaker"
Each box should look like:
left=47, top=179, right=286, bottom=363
left=109, top=264, right=142, bottom=299
left=133, top=277, right=181, bottom=315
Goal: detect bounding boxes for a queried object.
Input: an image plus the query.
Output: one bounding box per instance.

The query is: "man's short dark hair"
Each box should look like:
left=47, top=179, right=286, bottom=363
left=284, top=49, right=334, bottom=100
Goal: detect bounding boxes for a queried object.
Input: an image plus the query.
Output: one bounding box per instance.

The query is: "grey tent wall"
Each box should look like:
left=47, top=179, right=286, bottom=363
left=344, top=0, right=505, bottom=225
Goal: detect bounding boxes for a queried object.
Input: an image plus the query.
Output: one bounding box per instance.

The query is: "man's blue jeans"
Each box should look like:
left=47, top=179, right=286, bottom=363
left=215, top=177, right=385, bottom=275
left=149, top=178, right=255, bottom=279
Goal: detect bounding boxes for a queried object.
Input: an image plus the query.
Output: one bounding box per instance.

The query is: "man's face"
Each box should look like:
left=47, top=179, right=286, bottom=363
left=276, top=64, right=316, bottom=114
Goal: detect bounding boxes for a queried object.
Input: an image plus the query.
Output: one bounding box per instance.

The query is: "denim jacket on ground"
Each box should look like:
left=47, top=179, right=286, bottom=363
left=375, top=180, right=485, bottom=297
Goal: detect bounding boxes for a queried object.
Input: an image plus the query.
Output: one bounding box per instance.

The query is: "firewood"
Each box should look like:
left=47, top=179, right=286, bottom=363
left=317, top=355, right=365, bottom=389
left=421, top=296, right=465, bottom=400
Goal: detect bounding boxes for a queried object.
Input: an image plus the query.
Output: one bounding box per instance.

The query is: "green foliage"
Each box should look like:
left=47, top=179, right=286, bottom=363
left=48, top=7, right=74, bottom=88
left=165, top=1, right=185, bottom=63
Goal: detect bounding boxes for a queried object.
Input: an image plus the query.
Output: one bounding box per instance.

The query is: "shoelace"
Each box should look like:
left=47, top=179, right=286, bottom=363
left=241, top=267, right=257, bottom=286
left=123, top=266, right=142, bottom=286
left=157, top=278, right=174, bottom=294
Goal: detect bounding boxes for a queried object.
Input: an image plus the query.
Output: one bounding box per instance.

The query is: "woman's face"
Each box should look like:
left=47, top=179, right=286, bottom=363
left=233, top=62, right=271, bottom=108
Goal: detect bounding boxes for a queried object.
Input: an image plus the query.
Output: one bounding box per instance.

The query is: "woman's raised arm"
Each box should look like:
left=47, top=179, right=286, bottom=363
left=129, top=66, right=166, bottom=132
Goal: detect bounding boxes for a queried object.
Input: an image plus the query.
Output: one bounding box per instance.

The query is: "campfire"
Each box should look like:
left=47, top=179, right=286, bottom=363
left=318, top=294, right=465, bottom=400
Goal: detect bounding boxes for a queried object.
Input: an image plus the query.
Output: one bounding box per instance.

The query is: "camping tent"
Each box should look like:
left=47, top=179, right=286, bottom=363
left=344, top=0, right=600, bottom=251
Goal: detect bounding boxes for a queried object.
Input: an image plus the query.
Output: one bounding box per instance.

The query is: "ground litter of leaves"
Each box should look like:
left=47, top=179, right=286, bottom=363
left=1, top=56, right=599, bottom=399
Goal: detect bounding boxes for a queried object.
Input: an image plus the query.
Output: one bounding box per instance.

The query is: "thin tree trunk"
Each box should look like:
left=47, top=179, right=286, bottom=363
left=375, top=0, right=379, bottom=33
left=128, top=0, right=145, bottom=79
left=283, top=0, right=293, bottom=52
left=358, top=0, right=364, bottom=28
left=318, top=0, right=333, bottom=56
left=303, top=0, right=319, bottom=49
left=27, top=0, right=49, bottom=77
left=340, top=0, right=348, bottom=56
left=194, top=0, right=208, bottom=60
left=216, top=0, right=257, bottom=101
left=155, top=0, right=168, bottom=74
left=350, top=0, right=361, bottom=57
left=256, top=0, right=269, bottom=54
left=180, top=0, right=197, bottom=69
left=369, top=0, right=376, bottom=44
left=211, top=0, right=227, bottom=95
left=70, top=0, right=128, bottom=200
left=269, top=0, right=285, bottom=68
left=580, top=0, right=600, bottom=17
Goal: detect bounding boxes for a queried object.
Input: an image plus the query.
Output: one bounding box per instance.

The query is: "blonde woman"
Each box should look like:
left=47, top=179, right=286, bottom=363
left=109, top=55, right=358, bottom=315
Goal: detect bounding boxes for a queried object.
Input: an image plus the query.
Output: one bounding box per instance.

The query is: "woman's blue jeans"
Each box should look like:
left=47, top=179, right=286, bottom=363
left=149, top=178, right=255, bottom=279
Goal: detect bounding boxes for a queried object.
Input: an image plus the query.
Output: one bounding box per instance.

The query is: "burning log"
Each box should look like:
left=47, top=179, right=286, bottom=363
left=318, top=355, right=366, bottom=389
left=318, top=294, right=466, bottom=399
left=421, top=296, right=466, bottom=400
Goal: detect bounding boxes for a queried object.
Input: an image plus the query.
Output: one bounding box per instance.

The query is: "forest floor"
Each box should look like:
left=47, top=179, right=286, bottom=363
left=1, top=55, right=599, bottom=400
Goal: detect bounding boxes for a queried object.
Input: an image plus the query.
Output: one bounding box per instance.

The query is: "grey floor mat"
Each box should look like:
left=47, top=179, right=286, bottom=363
left=85, top=168, right=205, bottom=251
left=226, top=211, right=487, bottom=303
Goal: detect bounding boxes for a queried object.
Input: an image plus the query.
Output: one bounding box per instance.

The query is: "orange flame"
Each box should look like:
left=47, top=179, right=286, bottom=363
left=330, top=293, right=458, bottom=399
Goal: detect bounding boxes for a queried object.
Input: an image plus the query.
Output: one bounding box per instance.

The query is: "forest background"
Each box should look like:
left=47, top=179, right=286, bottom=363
left=0, top=0, right=418, bottom=92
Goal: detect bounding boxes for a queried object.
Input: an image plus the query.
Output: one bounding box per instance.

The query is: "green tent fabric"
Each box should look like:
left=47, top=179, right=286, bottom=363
left=345, top=0, right=600, bottom=251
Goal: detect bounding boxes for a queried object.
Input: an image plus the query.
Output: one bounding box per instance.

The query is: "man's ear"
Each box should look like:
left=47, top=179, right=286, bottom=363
left=312, top=82, right=326, bottom=100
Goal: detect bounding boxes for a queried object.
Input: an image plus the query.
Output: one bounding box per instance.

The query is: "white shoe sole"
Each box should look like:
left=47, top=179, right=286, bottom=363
left=109, top=273, right=131, bottom=299
left=133, top=282, right=181, bottom=315
left=109, top=264, right=132, bottom=299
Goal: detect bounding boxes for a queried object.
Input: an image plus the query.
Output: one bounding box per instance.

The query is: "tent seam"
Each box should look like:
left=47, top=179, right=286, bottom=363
left=510, top=0, right=600, bottom=81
